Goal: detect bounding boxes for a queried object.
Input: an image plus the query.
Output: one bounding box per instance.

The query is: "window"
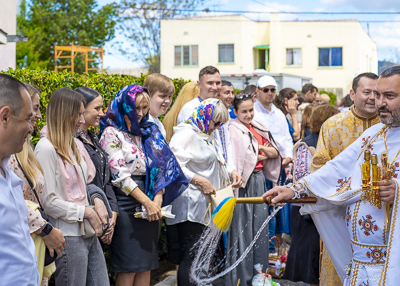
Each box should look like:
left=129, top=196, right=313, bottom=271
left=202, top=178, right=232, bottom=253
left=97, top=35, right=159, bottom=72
left=218, top=44, right=234, bottom=63
left=319, top=47, right=342, bottom=67
left=286, top=48, right=301, bottom=66
left=174, top=45, right=198, bottom=66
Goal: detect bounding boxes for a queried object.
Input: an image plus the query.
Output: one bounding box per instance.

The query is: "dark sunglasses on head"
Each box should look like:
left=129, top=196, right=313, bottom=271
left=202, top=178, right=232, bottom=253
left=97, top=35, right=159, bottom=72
left=260, top=88, right=276, bottom=93
left=235, top=93, right=253, bottom=99
left=212, top=119, right=222, bottom=128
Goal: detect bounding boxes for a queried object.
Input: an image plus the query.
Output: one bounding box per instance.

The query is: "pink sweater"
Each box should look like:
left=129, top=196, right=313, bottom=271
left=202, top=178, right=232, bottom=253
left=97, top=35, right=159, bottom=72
left=40, top=126, right=95, bottom=206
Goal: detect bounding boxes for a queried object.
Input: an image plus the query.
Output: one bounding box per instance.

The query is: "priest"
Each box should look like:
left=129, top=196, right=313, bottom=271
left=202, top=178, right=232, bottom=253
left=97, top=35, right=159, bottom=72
left=264, top=66, right=400, bottom=286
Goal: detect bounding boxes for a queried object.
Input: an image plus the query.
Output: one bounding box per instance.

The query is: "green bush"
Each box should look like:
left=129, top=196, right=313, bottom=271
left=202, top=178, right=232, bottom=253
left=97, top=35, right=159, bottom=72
left=2, top=68, right=190, bottom=277
left=2, top=68, right=189, bottom=141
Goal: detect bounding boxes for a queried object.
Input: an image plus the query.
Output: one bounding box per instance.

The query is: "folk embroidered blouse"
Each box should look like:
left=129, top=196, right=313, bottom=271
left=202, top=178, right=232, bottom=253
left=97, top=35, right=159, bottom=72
left=100, top=126, right=146, bottom=195
left=8, top=154, right=46, bottom=233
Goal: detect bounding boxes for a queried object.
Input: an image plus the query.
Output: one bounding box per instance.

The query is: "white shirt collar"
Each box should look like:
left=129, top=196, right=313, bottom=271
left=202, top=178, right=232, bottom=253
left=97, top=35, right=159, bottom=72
left=255, top=100, right=277, bottom=114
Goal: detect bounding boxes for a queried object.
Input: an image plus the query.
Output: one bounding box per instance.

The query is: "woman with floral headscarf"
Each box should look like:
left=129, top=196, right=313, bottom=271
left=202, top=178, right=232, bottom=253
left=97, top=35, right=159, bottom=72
left=166, top=98, right=230, bottom=286
left=99, top=85, right=187, bottom=286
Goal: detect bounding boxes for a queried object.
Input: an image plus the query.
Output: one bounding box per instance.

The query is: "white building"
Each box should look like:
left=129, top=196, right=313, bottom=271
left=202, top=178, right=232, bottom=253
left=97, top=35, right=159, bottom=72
left=0, top=0, right=19, bottom=71
left=160, top=14, right=378, bottom=99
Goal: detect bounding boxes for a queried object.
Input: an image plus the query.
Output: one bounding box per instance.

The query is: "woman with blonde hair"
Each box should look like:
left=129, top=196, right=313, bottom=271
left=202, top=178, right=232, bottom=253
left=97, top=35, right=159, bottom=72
left=8, top=84, right=65, bottom=285
left=99, top=85, right=187, bottom=286
left=162, top=81, right=200, bottom=142
left=35, top=88, right=109, bottom=286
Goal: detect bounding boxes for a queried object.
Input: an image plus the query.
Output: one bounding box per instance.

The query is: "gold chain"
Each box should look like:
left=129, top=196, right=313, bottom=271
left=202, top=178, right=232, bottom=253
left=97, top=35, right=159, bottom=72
left=381, top=128, right=400, bottom=173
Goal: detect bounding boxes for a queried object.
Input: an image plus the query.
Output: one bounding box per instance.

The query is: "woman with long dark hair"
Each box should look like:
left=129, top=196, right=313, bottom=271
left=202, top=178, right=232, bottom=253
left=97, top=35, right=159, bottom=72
left=227, top=93, right=281, bottom=285
left=75, top=86, right=118, bottom=245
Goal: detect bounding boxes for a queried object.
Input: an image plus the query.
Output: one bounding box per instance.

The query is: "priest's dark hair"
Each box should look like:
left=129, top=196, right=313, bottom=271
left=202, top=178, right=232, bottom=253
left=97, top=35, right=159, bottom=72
left=380, top=66, right=400, bottom=78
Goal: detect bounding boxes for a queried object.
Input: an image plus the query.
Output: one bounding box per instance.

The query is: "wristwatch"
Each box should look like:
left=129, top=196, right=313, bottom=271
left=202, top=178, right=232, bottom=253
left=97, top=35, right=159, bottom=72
left=39, top=222, right=54, bottom=237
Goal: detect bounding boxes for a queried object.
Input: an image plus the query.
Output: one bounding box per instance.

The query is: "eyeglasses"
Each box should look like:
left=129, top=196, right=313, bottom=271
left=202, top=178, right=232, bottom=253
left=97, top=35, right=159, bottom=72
left=235, top=93, right=253, bottom=99
left=212, top=119, right=222, bottom=128
left=260, top=88, right=276, bottom=93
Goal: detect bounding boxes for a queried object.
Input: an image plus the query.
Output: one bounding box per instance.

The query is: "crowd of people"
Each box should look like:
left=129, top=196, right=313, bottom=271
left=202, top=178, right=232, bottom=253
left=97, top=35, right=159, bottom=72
left=1, top=63, right=400, bottom=286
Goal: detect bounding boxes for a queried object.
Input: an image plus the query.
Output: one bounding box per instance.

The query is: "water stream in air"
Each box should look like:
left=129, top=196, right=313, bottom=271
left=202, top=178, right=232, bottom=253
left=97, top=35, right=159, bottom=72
left=190, top=206, right=282, bottom=285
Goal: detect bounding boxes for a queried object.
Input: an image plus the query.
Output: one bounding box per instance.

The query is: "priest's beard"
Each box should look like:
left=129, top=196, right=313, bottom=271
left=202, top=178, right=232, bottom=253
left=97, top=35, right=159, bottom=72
left=378, top=106, right=400, bottom=127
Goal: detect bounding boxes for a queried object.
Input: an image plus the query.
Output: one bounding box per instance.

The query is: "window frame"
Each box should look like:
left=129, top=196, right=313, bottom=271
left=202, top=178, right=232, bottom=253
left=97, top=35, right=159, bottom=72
left=218, top=44, right=235, bottom=64
left=318, top=47, right=343, bottom=67
left=286, top=48, right=302, bottom=67
left=174, top=45, right=199, bottom=67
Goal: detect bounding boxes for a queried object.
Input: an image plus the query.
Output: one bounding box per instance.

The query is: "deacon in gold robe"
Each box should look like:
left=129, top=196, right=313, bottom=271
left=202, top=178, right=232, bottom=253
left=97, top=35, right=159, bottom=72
left=311, top=73, right=380, bottom=286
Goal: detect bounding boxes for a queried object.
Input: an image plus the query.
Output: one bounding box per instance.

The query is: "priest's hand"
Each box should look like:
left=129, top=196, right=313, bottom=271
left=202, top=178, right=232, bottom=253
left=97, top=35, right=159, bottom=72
left=378, top=179, right=396, bottom=204
left=263, top=186, right=295, bottom=206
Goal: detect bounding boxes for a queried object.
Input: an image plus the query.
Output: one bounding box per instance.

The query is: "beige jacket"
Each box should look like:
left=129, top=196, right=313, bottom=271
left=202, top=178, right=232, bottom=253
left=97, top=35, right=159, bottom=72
left=228, top=118, right=282, bottom=188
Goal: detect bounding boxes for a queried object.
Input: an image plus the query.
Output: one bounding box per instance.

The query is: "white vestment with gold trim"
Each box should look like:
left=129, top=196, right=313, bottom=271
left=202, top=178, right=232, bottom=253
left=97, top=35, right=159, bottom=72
left=292, top=123, right=400, bottom=286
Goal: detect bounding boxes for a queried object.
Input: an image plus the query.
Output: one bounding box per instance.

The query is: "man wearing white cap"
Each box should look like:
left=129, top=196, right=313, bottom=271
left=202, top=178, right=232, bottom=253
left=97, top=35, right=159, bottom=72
left=253, top=75, right=294, bottom=166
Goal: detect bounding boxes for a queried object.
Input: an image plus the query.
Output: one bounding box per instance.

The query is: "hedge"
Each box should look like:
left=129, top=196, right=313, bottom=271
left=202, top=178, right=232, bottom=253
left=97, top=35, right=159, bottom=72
left=2, top=68, right=190, bottom=142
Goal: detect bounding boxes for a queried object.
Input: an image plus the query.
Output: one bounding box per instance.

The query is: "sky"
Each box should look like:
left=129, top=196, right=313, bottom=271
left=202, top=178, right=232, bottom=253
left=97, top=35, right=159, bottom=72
left=98, top=0, right=400, bottom=69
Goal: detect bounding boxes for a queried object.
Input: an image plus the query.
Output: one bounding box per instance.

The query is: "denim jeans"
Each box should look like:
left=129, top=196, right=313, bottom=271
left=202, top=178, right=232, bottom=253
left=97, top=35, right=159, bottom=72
left=268, top=206, right=277, bottom=253
left=54, top=236, right=109, bottom=286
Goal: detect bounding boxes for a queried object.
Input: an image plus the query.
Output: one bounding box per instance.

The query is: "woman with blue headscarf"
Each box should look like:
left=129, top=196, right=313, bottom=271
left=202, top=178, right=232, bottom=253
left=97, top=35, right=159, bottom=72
left=99, top=85, right=187, bottom=286
left=167, top=98, right=230, bottom=286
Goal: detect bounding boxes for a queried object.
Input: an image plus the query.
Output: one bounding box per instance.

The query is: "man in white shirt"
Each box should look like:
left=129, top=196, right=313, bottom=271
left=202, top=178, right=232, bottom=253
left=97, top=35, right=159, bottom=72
left=253, top=75, right=294, bottom=166
left=177, top=66, right=221, bottom=124
left=253, top=75, right=294, bottom=253
left=0, top=74, right=39, bottom=285
left=178, top=66, right=242, bottom=187
left=144, top=73, right=175, bottom=138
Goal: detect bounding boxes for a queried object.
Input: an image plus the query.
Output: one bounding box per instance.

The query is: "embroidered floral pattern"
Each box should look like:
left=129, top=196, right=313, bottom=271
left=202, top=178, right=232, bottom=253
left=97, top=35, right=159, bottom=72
left=294, top=144, right=311, bottom=181
left=358, top=214, right=379, bottom=236
left=361, top=136, right=372, bottom=150
left=366, top=247, right=386, bottom=263
left=336, top=177, right=351, bottom=192
left=391, top=162, right=399, bottom=178
left=346, top=206, right=352, bottom=227
left=185, top=99, right=217, bottom=134
left=344, top=262, right=353, bottom=279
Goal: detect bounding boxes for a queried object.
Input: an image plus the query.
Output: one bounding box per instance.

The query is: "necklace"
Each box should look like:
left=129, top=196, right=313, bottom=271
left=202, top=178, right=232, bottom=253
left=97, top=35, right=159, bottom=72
left=369, top=125, right=400, bottom=176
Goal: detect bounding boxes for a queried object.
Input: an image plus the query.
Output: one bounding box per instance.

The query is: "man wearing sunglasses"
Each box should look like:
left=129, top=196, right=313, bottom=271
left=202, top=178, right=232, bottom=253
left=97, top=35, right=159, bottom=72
left=253, top=75, right=294, bottom=255
left=253, top=75, right=294, bottom=168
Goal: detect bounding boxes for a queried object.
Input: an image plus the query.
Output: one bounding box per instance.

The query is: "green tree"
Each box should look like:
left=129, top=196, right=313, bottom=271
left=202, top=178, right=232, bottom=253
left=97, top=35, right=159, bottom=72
left=17, top=0, right=118, bottom=72
left=118, top=0, right=206, bottom=73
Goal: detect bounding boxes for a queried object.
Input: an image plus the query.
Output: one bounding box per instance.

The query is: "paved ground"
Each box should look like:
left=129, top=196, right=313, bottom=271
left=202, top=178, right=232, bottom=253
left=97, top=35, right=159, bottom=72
left=154, top=271, right=310, bottom=286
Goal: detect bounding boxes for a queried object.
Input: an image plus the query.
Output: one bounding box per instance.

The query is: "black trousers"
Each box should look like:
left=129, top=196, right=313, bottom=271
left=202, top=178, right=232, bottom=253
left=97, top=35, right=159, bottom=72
left=174, top=221, right=205, bottom=286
